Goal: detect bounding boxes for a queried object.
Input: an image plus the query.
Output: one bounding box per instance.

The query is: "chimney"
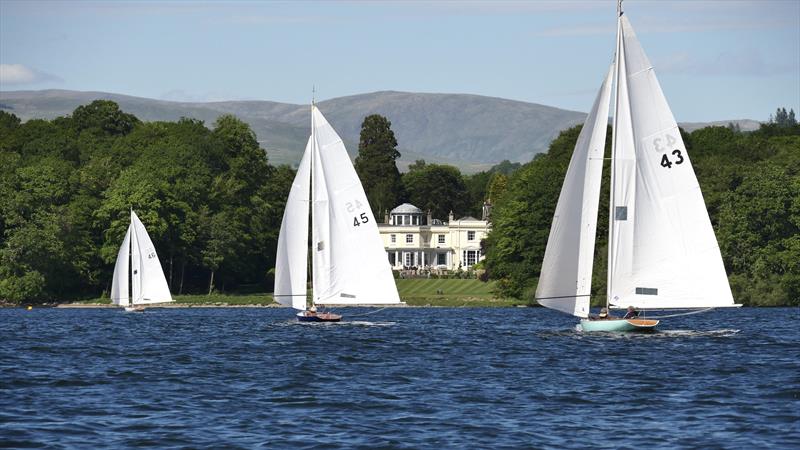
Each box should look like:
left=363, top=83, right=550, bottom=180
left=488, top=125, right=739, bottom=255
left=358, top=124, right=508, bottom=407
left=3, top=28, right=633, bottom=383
left=426, top=209, right=432, bottom=226
left=448, top=210, right=454, bottom=223
left=384, top=209, right=389, bottom=224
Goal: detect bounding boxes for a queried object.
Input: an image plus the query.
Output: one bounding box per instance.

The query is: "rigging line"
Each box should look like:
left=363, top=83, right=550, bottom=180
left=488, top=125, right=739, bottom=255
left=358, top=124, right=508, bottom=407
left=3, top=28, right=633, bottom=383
left=535, top=294, right=591, bottom=300
left=344, top=307, right=389, bottom=318
left=644, top=308, right=715, bottom=319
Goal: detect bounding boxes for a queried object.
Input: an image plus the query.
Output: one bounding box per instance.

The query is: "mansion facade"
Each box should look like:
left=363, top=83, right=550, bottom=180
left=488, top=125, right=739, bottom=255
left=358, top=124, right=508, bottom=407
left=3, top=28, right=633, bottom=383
left=378, top=203, right=491, bottom=271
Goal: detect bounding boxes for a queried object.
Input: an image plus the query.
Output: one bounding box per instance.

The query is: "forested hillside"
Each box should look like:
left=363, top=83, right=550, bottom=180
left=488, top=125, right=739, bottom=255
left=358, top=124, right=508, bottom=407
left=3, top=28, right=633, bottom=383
left=485, top=109, right=800, bottom=306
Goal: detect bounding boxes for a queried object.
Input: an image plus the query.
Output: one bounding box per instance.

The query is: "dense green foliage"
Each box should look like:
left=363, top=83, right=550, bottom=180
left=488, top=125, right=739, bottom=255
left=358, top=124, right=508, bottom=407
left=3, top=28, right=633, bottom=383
left=354, top=114, right=405, bottom=220
left=0, top=102, right=293, bottom=302
left=485, top=109, right=800, bottom=306
left=402, top=161, right=471, bottom=219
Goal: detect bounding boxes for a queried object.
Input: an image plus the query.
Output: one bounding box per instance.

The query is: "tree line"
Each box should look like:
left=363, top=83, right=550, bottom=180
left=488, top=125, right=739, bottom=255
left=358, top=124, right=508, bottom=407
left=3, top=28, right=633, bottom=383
left=2, top=101, right=796, bottom=306
left=484, top=108, right=800, bottom=307
left=0, top=102, right=513, bottom=303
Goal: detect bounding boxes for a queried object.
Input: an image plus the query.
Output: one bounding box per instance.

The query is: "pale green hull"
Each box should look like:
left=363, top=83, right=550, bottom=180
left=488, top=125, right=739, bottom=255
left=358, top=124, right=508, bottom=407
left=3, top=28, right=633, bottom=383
left=579, top=318, right=659, bottom=332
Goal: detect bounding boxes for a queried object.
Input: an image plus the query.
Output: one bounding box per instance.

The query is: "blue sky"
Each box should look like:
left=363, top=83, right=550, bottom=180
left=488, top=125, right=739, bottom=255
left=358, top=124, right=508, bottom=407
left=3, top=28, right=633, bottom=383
left=1, top=0, right=798, bottom=122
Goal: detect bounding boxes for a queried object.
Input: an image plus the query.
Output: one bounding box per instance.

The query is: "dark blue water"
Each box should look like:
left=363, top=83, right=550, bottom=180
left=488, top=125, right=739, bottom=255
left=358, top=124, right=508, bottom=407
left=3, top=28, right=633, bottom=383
left=1, top=307, right=798, bottom=449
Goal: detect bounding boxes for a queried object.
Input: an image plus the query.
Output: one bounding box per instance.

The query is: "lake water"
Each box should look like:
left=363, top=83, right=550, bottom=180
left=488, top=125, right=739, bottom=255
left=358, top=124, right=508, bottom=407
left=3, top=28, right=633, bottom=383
left=1, top=306, right=797, bottom=449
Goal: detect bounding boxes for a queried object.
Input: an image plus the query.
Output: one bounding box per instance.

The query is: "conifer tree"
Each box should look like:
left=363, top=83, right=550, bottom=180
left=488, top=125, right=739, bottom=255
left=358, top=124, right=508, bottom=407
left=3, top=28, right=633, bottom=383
left=354, top=114, right=404, bottom=220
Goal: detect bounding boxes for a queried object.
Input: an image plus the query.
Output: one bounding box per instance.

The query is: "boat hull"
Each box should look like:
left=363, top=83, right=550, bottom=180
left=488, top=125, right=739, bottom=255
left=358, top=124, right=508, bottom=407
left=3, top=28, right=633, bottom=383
left=296, top=312, right=342, bottom=322
left=123, top=306, right=145, bottom=312
left=579, top=318, right=659, bottom=332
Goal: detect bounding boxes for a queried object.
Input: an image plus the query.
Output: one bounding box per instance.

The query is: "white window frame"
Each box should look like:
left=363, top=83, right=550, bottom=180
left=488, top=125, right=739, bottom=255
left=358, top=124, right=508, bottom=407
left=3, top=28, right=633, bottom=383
left=405, top=234, right=413, bottom=244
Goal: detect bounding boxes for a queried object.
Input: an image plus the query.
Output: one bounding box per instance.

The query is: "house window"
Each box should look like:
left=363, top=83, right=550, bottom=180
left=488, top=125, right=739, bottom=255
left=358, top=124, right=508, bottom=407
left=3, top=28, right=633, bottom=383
left=388, top=252, right=395, bottom=265
left=438, top=234, right=445, bottom=244
left=437, top=253, right=446, bottom=265
left=467, top=230, right=476, bottom=241
left=466, top=250, right=478, bottom=266
left=406, top=234, right=413, bottom=244
left=404, top=252, right=413, bottom=267
left=390, top=234, right=396, bottom=243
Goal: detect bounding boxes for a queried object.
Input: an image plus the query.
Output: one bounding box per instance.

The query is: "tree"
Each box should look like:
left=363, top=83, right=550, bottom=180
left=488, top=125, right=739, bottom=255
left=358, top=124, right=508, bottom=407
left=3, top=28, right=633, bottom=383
left=402, top=163, right=470, bottom=220
left=72, top=100, right=140, bottom=135
left=354, top=114, right=404, bottom=220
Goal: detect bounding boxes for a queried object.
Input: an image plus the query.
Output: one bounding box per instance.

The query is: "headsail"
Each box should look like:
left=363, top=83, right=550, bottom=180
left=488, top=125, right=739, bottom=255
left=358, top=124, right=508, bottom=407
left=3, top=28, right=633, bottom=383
left=274, top=137, right=312, bottom=310
left=536, top=65, right=613, bottom=318
left=310, top=106, right=400, bottom=305
left=110, top=225, right=131, bottom=306
left=607, top=15, right=735, bottom=309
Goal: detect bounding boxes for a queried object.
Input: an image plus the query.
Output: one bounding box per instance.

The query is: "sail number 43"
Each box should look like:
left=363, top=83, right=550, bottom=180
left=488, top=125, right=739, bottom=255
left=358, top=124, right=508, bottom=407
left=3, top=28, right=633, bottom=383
left=346, top=200, right=369, bottom=227
left=660, top=150, right=684, bottom=169
left=652, top=134, right=684, bottom=169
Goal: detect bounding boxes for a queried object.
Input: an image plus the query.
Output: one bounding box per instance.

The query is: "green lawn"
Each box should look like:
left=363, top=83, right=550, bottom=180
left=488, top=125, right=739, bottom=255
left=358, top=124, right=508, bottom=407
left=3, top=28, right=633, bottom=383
left=64, top=279, right=517, bottom=307
left=396, top=278, right=519, bottom=307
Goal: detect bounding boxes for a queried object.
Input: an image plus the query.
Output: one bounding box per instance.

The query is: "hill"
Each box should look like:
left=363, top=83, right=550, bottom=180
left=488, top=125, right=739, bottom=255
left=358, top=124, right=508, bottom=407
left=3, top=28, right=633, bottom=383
left=0, top=89, right=758, bottom=172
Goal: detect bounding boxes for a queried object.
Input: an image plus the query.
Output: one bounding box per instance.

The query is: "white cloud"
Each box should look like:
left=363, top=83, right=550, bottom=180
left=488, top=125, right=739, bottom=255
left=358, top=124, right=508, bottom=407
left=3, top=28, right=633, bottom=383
left=0, top=64, right=62, bottom=85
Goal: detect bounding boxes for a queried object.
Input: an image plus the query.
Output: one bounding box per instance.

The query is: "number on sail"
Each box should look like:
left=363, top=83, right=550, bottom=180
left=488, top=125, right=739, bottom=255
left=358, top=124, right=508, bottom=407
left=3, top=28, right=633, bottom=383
left=660, top=150, right=685, bottom=169
left=672, top=149, right=684, bottom=165
left=353, top=212, right=369, bottom=227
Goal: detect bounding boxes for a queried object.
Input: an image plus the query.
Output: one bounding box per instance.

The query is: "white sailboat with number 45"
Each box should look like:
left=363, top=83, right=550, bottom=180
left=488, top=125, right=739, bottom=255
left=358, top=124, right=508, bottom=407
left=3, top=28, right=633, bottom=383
left=274, top=103, right=401, bottom=322
left=111, top=210, right=173, bottom=312
left=535, top=1, right=740, bottom=332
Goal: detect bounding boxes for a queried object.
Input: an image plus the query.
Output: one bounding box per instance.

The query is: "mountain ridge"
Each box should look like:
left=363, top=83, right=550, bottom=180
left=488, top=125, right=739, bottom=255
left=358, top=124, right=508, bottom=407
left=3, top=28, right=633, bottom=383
left=0, top=89, right=759, bottom=172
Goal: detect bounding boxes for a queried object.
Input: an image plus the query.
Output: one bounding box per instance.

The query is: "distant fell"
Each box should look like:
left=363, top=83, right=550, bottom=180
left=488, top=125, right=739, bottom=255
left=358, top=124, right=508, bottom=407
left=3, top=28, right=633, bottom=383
left=0, top=89, right=759, bottom=171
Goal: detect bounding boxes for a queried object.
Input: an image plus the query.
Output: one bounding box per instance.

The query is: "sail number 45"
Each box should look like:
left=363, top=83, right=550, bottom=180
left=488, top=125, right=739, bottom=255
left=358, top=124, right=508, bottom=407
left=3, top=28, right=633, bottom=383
left=346, top=200, right=369, bottom=227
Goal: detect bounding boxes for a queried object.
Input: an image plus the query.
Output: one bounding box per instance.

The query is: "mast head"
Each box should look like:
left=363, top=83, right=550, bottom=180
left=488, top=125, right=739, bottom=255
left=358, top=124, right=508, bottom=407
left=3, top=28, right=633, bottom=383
left=617, top=0, right=623, bottom=16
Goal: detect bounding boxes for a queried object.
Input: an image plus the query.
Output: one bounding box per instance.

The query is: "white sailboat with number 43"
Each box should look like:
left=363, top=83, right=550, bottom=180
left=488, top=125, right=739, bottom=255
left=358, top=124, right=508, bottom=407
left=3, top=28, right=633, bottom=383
left=111, top=210, right=173, bottom=312
left=536, top=1, right=740, bottom=332
left=274, top=104, right=401, bottom=322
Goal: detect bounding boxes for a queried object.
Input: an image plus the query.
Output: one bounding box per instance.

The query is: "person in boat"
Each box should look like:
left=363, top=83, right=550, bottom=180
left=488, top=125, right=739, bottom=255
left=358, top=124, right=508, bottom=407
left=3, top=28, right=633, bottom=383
left=623, top=306, right=639, bottom=319
left=306, top=305, right=317, bottom=317
left=596, top=307, right=611, bottom=320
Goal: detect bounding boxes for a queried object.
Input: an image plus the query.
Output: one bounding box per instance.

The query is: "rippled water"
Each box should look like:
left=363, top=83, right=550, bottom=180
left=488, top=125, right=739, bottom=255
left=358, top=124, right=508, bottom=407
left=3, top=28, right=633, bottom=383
left=1, top=307, right=797, bottom=449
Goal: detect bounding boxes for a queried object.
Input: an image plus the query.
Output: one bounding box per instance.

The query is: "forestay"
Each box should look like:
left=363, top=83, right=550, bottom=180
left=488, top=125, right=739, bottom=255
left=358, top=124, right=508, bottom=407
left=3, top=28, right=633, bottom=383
left=536, top=65, right=613, bottom=318
left=607, top=16, right=735, bottom=310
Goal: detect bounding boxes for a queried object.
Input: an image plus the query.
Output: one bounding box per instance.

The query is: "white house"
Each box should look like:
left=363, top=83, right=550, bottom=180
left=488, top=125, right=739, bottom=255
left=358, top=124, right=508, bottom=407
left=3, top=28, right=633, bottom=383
left=378, top=203, right=491, bottom=271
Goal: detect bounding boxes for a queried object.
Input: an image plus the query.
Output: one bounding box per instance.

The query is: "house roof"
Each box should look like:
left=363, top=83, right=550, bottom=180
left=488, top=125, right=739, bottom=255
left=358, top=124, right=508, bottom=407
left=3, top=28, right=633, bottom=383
left=390, top=203, right=423, bottom=215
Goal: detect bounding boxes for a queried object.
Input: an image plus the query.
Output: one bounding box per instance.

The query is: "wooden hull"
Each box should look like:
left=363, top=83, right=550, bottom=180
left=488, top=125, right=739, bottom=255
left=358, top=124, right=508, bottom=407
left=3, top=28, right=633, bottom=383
left=296, top=311, right=342, bottom=322
left=579, top=318, right=659, bottom=332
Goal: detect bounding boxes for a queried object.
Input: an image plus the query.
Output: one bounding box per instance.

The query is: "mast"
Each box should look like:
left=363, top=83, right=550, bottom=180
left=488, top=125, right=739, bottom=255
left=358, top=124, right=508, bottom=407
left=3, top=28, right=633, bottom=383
left=607, top=0, right=623, bottom=312
left=309, top=88, right=316, bottom=309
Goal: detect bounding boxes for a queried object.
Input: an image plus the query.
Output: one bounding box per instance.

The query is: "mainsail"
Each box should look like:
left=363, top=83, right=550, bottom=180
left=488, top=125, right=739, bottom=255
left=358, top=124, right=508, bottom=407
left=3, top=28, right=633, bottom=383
left=111, top=210, right=173, bottom=306
left=274, top=106, right=400, bottom=309
left=607, top=15, right=735, bottom=310
left=536, top=65, right=613, bottom=318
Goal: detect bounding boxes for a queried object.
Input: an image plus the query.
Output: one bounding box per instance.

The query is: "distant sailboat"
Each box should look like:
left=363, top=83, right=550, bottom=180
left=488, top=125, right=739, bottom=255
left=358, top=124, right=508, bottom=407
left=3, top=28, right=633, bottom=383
left=111, top=210, right=173, bottom=312
left=274, top=104, right=401, bottom=322
left=536, top=1, right=740, bottom=332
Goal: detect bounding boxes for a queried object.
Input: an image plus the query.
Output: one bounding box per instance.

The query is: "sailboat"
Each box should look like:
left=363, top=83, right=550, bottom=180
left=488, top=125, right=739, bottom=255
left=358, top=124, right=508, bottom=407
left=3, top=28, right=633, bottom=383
left=274, top=104, right=401, bottom=322
left=536, top=1, right=740, bottom=332
left=111, top=210, right=173, bottom=312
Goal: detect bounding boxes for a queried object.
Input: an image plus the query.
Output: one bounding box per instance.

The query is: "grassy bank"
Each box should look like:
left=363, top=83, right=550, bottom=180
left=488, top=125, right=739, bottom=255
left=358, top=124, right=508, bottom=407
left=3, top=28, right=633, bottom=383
left=396, top=279, right=519, bottom=307
left=56, top=279, right=517, bottom=307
